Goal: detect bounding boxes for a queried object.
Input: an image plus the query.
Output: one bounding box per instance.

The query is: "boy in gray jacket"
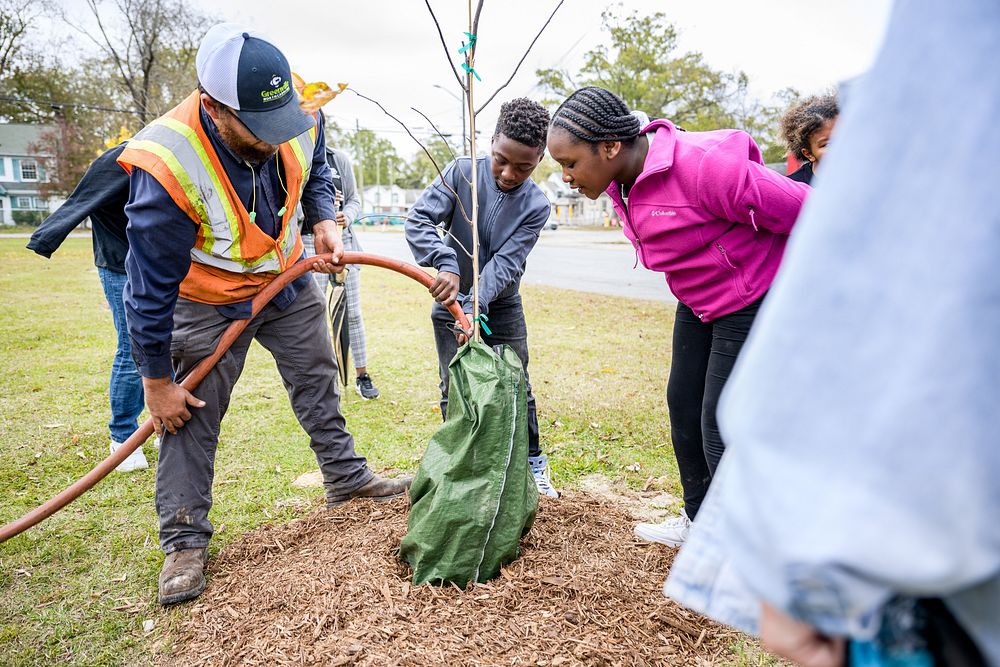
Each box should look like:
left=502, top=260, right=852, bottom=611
left=405, top=98, right=557, bottom=497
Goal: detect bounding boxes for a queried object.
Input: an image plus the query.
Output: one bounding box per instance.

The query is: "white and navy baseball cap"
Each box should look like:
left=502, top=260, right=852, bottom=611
left=195, top=23, right=314, bottom=145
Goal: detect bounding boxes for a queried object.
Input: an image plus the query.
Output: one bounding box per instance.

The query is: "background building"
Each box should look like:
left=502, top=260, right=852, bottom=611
left=0, top=124, right=57, bottom=226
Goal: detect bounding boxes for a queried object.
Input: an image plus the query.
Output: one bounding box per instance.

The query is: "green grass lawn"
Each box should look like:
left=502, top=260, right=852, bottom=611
left=0, top=237, right=681, bottom=665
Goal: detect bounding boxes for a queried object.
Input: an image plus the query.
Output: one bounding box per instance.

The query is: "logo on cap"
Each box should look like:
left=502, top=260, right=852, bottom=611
left=261, top=75, right=290, bottom=105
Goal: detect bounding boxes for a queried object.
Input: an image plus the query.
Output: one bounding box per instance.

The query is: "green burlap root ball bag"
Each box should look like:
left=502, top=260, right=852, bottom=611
left=400, top=341, right=538, bottom=587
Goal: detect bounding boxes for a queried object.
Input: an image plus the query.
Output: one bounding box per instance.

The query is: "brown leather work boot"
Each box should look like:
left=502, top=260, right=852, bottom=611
left=325, top=474, right=412, bottom=508
left=158, top=547, right=209, bottom=606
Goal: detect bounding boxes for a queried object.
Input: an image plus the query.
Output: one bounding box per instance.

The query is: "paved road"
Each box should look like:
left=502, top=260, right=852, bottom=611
left=353, top=227, right=676, bottom=304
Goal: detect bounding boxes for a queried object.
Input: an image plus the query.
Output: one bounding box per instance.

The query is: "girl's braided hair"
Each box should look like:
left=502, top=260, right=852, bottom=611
left=779, top=94, right=839, bottom=160
left=550, top=86, right=641, bottom=150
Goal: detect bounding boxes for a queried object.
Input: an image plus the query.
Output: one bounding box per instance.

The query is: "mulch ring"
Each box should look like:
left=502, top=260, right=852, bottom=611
left=157, top=492, right=747, bottom=666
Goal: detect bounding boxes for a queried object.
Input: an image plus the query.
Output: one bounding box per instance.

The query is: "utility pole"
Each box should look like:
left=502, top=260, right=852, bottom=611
left=375, top=153, right=382, bottom=213
left=389, top=159, right=396, bottom=211
left=354, top=119, right=366, bottom=213
left=433, top=84, right=466, bottom=152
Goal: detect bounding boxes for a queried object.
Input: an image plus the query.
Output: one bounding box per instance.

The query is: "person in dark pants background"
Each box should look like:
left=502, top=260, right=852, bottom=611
left=27, top=143, right=150, bottom=472
left=300, top=146, right=380, bottom=399
left=405, top=97, right=559, bottom=499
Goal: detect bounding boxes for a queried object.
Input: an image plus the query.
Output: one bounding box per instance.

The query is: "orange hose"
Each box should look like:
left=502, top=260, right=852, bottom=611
left=0, top=252, right=471, bottom=544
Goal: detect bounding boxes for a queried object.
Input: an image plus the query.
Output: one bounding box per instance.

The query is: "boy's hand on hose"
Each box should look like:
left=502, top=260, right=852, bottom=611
left=429, top=271, right=460, bottom=305
left=143, top=377, right=206, bottom=436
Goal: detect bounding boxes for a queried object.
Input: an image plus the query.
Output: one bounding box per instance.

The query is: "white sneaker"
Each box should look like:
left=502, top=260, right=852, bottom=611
left=110, top=440, right=148, bottom=472
left=634, top=512, right=691, bottom=547
left=528, top=454, right=559, bottom=498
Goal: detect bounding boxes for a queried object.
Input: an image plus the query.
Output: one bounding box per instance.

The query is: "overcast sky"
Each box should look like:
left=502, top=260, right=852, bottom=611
left=59, top=0, right=893, bottom=156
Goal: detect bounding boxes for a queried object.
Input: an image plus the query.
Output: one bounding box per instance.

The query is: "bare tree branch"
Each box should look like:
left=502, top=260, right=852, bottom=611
left=349, top=87, right=472, bottom=224
left=476, top=0, right=564, bottom=115
left=63, top=0, right=208, bottom=123
left=82, top=0, right=138, bottom=104
left=409, top=105, right=472, bottom=185
left=354, top=214, right=473, bottom=259
left=422, top=0, right=466, bottom=93
left=0, top=0, right=36, bottom=75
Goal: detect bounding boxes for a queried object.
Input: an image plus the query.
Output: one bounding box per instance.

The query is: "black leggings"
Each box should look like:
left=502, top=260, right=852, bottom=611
left=667, top=299, right=762, bottom=520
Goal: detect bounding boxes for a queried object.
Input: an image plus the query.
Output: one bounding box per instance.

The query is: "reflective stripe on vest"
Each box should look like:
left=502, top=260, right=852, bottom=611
left=126, top=112, right=315, bottom=274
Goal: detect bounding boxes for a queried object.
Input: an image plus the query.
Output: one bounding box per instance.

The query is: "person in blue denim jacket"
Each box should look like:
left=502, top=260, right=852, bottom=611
left=664, top=1, right=1000, bottom=665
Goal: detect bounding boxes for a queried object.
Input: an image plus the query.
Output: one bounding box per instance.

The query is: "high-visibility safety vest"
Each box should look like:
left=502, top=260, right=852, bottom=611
left=118, top=91, right=317, bottom=305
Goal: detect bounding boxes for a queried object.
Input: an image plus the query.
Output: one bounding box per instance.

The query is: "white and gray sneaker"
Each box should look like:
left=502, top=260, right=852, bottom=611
left=634, top=512, right=691, bottom=547
left=110, top=440, right=149, bottom=472
left=528, top=454, right=559, bottom=498
left=355, top=373, right=380, bottom=400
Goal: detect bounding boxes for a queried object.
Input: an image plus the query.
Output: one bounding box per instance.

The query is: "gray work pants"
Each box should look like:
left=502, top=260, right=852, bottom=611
left=156, top=281, right=373, bottom=553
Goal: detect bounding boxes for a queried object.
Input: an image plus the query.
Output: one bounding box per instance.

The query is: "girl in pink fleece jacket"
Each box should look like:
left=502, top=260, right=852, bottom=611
left=547, top=87, right=810, bottom=546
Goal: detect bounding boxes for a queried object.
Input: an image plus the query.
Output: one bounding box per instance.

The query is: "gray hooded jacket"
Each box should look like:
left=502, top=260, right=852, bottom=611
left=405, top=156, right=550, bottom=315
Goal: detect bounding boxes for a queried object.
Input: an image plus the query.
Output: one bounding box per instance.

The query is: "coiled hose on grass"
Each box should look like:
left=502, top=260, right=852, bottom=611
left=0, top=252, right=472, bottom=544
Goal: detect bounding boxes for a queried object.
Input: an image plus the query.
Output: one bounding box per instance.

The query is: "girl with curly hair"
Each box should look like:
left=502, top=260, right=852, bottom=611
left=780, top=93, right=839, bottom=184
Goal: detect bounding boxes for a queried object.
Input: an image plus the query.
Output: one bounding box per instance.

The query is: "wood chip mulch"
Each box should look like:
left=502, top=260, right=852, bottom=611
left=157, top=492, right=743, bottom=666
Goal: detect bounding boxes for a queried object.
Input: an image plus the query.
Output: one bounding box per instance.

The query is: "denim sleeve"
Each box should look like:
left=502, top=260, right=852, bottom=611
left=404, top=161, right=461, bottom=275
left=123, top=168, right=198, bottom=378
left=300, top=114, right=337, bottom=226
left=462, top=203, right=547, bottom=315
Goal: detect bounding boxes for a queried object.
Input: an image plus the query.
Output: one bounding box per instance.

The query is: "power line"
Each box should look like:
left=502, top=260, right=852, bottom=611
left=0, top=95, right=141, bottom=116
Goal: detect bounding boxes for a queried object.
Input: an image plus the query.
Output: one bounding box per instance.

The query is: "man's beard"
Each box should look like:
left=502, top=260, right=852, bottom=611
left=216, top=116, right=278, bottom=163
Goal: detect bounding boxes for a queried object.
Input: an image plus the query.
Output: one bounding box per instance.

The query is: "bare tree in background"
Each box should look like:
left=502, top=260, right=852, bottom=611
left=65, top=0, right=213, bottom=124
left=0, top=0, right=55, bottom=77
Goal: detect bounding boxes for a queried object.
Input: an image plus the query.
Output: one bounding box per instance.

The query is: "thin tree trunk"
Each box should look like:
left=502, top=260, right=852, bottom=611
left=466, top=0, right=481, bottom=341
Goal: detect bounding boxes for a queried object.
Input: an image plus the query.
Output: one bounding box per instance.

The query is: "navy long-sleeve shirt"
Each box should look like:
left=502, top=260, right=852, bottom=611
left=124, top=106, right=335, bottom=378
left=27, top=143, right=130, bottom=271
